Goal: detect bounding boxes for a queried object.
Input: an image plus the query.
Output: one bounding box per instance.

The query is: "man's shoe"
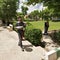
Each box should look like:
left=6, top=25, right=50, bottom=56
left=22, top=46, right=24, bottom=51
left=22, top=49, right=24, bottom=51
left=18, top=44, right=20, bottom=46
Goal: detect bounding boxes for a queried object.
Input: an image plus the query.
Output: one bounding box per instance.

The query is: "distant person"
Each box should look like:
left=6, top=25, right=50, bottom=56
left=16, top=16, right=26, bottom=51
left=44, top=20, right=49, bottom=35
left=0, top=20, right=2, bottom=26
left=7, top=21, right=10, bottom=26
left=2, top=20, right=6, bottom=26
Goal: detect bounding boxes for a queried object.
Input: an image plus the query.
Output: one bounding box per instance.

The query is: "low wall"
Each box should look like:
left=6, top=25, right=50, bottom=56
left=45, top=47, right=60, bottom=60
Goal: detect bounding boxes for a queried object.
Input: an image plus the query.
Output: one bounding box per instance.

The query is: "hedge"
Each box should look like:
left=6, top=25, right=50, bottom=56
left=50, top=30, right=60, bottom=45
left=25, top=29, right=42, bottom=46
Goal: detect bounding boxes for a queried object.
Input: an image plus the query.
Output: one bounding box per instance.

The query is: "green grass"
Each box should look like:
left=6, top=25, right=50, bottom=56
left=28, top=21, right=60, bottom=31
left=13, top=20, right=60, bottom=31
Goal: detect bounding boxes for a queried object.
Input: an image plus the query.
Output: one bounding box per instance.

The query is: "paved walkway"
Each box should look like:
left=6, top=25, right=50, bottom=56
left=0, top=27, right=46, bottom=60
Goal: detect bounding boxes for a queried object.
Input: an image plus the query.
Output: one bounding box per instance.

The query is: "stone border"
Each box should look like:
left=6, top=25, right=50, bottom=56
left=45, top=47, right=60, bottom=60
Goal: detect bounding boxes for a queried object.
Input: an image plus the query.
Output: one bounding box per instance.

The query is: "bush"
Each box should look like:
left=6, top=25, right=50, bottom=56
left=25, top=29, right=42, bottom=46
left=51, top=30, right=60, bottom=44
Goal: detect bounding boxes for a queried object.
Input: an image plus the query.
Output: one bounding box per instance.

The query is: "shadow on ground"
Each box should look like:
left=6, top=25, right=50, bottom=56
left=24, top=45, right=33, bottom=52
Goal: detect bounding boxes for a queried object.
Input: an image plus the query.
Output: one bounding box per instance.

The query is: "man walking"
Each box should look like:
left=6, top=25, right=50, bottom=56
left=16, top=16, right=26, bottom=51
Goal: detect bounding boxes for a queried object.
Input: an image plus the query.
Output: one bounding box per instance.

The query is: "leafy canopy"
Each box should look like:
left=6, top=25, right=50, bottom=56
left=27, top=0, right=60, bottom=16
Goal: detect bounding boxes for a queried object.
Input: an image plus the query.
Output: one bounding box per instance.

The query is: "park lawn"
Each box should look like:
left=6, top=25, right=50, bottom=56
left=29, top=21, right=60, bottom=31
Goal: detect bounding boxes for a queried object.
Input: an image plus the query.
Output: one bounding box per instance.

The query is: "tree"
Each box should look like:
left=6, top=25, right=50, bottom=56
left=27, top=0, right=60, bottom=16
left=27, top=0, right=41, bottom=5
left=28, top=10, right=40, bottom=20
left=0, top=0, right=19, bottom=25
left=17, top=12, right=24, bottom=17
left=41, top=8, right=54, bottom=20
left=21, top=6, right=28, bottom=15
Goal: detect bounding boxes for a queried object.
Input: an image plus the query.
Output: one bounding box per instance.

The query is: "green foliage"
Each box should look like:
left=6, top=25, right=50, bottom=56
left=25, top=29, right=42, bottom=46
left=51, top=30, right=60, bottom=44
left=28, top=10, right=40, bottom=20
left=0, top=0, right=19, bottom=24
left=42, top=8, right=54, bottom=20
left=27, top=0, right=60, bottom=16
left=21, top=6, right=28, bottom=15
left=25, top=21, right=34, bottom=30
left=17, top=12, right=24, bottom=16
left=28, top=8, right=54, bottom=20
left=27, top=0, right=42, bottom=5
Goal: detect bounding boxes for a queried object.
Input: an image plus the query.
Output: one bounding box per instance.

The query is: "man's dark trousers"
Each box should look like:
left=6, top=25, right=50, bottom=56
left=18, top=32, right=23, bottom=48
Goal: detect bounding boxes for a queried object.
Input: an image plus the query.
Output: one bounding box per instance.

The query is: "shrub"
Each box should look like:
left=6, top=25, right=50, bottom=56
left=51, top=30, right=60, bottom=44
left=25, top=29, right=42, bottom=46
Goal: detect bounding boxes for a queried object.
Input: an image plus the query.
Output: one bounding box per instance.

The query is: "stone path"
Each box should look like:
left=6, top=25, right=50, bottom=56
left=0, top=27, right=46, bottom=60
